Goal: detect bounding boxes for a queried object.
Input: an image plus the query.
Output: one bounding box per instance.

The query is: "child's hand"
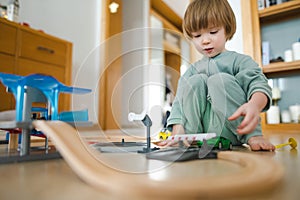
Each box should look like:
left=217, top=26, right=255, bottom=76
left=156, top=124, right=188, bottom=147
left=248, top=136, right=275, bottom=151
left=228, top=101, right=261, bottom=134
left=155, top=139, right=182, bottom=147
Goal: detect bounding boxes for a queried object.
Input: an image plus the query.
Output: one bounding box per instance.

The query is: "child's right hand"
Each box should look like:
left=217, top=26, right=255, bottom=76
left=156, top=124, right=188, bottom=147
left=228, top=101, right=261, bottom=134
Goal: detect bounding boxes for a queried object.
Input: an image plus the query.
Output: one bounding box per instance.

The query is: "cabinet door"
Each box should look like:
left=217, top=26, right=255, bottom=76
left=0, top=54, right=15, bottom=111
left=17, top=58, right=70, bottom=112
left=0, top=21, right=17, bottom=55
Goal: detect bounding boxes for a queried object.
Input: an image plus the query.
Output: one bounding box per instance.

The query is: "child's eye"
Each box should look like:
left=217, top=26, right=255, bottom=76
left=210, top=30, right=218, bottom=34
left=191, top=31, right=201, bottom=38
left=191, top=33, right=201, bottom=38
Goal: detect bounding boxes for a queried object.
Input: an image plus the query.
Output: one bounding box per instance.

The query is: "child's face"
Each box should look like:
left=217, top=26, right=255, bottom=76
left=190, top=26, right=227, bottom=58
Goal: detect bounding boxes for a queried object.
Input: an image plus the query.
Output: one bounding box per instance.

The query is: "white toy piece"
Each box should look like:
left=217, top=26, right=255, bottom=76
left=128, top=111, right=146, bottom=122
left=166, top=133, right=217, bottom=142
left=128, top=110, right=157, bottom=153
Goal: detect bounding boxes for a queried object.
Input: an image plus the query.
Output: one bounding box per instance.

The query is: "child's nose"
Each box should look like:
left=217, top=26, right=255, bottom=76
left=202, top=36, right=211, bottom=44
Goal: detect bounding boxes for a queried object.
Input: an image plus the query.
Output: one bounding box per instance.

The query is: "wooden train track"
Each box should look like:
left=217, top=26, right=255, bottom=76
left=33, top=120, right=284, bottom=199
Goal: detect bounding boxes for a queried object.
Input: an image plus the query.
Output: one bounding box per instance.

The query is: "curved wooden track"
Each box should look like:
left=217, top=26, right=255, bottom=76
left=33, top=120, right=284, bottom=199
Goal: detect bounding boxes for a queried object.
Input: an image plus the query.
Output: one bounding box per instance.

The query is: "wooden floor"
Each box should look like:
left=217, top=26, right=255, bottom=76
left=0, top=129, right=299, bottom=200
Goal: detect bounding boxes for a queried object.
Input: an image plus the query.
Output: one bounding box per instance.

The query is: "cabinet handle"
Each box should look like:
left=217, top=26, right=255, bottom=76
left=37, top=46, right=55, bottom=54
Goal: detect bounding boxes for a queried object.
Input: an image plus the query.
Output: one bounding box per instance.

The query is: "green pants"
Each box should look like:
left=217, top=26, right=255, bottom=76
left=172, top=73, right=262, bottom=144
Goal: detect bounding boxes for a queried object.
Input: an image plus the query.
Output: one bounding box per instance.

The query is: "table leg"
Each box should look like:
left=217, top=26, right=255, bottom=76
left=8, top=134, right=19, bottom=150
left=20, top=128, right=31, bottom=156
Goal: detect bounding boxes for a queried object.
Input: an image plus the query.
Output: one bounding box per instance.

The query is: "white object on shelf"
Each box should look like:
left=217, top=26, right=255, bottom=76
left=6, top=0, right=19, bottom=22
left=262, top=41, right=270, bottom=65
left=272, top=87, right=281, bottom=100
left=267, top=106, right=280, bottom=124
left=292, top=39, right=300, bottom=61
left=289, top=104, right=300, bottom=123
left=265, top=0, right=270, bottom=8
left=257, top=0, right=265, bottom=10
left=284, top=49, right=293, bottom=62
left=281, top=110, right=291, bottom=123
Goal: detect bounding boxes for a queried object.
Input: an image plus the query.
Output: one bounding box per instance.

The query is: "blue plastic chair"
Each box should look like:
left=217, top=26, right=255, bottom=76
left=22, top=73, right=91, bottom=120
left=0, top=72, right=92, bottom=153
left=0, top=72, right=92, bottom=121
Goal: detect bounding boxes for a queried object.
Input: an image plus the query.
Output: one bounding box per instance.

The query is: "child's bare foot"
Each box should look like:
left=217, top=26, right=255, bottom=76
left=248, top=136, right=275, bottom=151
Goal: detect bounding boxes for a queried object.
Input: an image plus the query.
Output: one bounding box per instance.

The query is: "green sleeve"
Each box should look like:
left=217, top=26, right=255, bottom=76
left=234, top=55, right=272, bottom=112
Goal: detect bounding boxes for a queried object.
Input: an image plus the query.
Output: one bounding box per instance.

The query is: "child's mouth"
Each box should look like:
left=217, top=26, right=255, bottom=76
left=204, top=48, right=214, bottom=54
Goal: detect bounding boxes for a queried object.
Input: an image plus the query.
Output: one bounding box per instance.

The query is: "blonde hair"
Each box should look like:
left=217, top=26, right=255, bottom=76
left=183, top=0, right=236, bottom=40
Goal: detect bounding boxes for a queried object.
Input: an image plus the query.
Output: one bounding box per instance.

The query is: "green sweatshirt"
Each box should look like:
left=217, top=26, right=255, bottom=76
left=167, top=50, right=272, bottom=144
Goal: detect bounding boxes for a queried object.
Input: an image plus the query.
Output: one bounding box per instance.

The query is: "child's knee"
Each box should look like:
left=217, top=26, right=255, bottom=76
left=184, top=74, right=208, bottom=94
left=188, top=74, right=208, bottom=87
left=207, top=73, right=236, bottom=88
left=208, top=73, right=245, bottom=97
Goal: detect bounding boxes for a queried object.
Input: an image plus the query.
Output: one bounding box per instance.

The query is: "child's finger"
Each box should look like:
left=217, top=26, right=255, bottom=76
left=155, top=141, right=167, bottom=146
left=183, top=139, right=191, bottom=147
left=228, top=109, right=242, bottom=121
left=237, top=116, right=258, bottom=134
left=164, top=140, right=178, bottom=147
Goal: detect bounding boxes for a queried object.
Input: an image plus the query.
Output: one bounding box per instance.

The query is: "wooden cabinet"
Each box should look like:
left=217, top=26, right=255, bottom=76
left=0, top=18, right=72, bottom=112
left=241, top=0, right=300, bottom=133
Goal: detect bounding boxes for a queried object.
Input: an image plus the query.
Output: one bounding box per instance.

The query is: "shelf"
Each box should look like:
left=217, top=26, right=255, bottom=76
left=262, top=60, right=300, bottom=75
left=262, top=123, right=300, bottom=134
left=243, top=0, right=300, bottom=134
left=259, top=0, right=300, bottom=22
left=261, top=113, right=300, bottom=134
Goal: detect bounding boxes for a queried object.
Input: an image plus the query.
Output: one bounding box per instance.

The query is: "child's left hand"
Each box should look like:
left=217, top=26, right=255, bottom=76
left=247, top=136, right=275, bottom=151
left=228, top=101, right=261, bottom=134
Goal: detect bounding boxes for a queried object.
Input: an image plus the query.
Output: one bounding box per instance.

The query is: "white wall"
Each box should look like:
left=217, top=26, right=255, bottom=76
left=15, top=0, right=102, bottom=123
left=121, top=0, right=150, bottom=130
left=162, top=0, right=190, bottom=19
left=226, top=0, right=244, bottom=54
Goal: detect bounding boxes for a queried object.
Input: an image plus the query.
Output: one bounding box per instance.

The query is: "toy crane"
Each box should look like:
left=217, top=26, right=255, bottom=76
left=128, top=111, right=159, bottom=153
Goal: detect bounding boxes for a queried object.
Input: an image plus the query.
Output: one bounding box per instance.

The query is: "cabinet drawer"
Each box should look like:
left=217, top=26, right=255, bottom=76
left=0, top=22, right=17, bottom=55
left=17, top=58, right=65, bottom=82
left=19, top=30, right=67, bottom=66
